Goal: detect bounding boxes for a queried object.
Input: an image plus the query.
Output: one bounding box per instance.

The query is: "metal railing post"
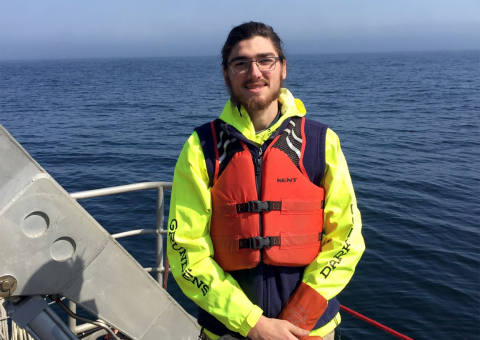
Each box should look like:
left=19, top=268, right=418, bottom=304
left=156, top=187, right=165, bottom=285
left=64, top=181, right=172, bottom=331
left=68, top=300, right=76, bottom=332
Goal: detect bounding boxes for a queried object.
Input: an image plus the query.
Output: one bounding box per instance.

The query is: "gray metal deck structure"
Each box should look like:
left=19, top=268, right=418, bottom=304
left=0, top=124, right=199, bottom=340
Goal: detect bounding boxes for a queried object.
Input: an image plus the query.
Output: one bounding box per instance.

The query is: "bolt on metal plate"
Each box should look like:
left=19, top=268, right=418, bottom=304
left=0, top=275, right=18, bottom=297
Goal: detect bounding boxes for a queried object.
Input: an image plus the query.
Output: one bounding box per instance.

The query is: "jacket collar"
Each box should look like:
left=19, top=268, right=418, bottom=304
left=218, top=88, right=306, bottom=145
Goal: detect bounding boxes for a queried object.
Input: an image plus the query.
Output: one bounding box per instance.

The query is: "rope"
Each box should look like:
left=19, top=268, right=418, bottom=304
left=11, top=323, right=33, bottom=340
left=340, top=305, right=414, bottom=340
left=0, top=298, right=8, bottom=340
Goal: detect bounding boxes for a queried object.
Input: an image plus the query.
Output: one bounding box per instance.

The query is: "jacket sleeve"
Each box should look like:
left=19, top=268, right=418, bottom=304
left=167, top=132, right=263, bottom=337
left=303, top=128, right=365, bottom=299
left=278, top=128, right=365, bottom=329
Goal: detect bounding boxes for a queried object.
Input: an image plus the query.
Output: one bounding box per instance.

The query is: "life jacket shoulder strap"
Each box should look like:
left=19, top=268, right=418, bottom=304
left=195, top=119, right=246, bottom=186
left=194, top=119, right=221, bottom=188
left=270, top=117, right=328, bottom=186
left=302, top=117, right=329, bottom=185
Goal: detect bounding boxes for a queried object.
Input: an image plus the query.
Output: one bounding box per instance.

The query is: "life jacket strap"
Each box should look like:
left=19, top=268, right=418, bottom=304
left=236, top=200, right=282, bottom=213
left=239, top=236, right=281, bottom=249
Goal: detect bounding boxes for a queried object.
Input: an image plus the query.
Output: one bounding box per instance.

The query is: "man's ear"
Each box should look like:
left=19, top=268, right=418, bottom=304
left=281, top=59, right=287, bottom=81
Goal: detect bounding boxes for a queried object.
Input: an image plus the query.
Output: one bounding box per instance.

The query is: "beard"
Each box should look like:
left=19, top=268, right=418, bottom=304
left=227, top=75, right=283, bottom=112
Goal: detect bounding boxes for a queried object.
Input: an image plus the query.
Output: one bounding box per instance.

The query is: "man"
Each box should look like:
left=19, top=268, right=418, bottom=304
left=167, top=22, right=364, bottom=340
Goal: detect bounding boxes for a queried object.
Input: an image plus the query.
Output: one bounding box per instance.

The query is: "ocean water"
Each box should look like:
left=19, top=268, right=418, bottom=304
left=1, top=50, right=479, bottom=339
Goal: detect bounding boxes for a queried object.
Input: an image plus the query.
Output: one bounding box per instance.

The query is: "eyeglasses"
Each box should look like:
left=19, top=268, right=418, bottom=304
left=227, top=57, right=281, bottom=75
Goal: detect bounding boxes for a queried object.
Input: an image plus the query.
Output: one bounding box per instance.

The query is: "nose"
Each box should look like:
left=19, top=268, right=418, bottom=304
left=248, top=61, right=262, bottom=78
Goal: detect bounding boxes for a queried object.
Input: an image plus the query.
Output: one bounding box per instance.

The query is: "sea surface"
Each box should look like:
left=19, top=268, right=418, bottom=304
left=1, top=51, right=479, bottom=339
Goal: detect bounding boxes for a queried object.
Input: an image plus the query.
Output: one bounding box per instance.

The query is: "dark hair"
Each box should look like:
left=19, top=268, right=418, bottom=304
left=221, top=21, right=285, bottom=67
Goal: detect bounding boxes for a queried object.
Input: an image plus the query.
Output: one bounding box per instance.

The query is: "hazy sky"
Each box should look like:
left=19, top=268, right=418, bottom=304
left=1, top=0, right=479, bottom=60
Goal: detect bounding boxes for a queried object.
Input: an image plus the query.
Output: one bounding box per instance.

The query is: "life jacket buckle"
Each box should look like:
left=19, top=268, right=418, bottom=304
left=248, top=200, right=269, bottom=212
left=236, top=201, right=281, bottom=213
left=250, top=236, right=274, bottom=249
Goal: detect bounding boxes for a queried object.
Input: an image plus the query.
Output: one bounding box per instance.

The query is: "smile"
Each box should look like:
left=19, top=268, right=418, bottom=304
left=244, top=83, right=267, bottom=92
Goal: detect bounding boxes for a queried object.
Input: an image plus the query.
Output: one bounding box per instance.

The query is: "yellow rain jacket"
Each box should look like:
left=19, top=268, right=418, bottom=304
left=167, top=88, right=365, bottom=338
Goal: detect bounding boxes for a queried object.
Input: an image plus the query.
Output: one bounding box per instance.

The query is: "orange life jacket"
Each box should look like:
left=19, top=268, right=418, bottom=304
left=204, top=117, right=325, bottom=272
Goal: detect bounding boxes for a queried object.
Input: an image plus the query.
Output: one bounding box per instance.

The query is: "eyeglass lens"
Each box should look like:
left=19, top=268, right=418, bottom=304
left=231, top=57, right=278, bottom=74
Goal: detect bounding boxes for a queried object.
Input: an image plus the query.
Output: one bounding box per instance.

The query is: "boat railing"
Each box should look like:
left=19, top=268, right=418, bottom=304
left=2, top=180, right=417, bottom=340
left=67, top=181, right=173, bottom=335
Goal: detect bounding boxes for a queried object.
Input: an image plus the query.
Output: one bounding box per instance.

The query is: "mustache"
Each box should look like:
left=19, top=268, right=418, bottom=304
left=242, top=79, right=269, bottom=87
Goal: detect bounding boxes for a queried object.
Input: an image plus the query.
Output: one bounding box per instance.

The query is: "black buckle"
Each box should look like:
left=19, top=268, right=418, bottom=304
left=249, top=236, right=274, bottom=249
left=239, top=236, right=281, bottom=249
left=236, top=201, right=281, bottom=213
left=248, top=200, right=270, bottom=213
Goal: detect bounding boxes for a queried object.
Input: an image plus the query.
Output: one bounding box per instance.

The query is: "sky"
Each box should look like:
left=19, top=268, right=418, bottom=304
left=0, top=0, right=479, bottom=61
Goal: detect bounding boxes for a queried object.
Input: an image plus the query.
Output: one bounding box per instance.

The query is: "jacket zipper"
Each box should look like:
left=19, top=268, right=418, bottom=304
left=254, top=146, right=269, bottom=316
left=254, top=147, right=263, bottom=259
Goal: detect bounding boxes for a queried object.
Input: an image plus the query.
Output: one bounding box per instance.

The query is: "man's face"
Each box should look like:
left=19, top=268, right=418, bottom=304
left=223, top=36, right=287, bottom=113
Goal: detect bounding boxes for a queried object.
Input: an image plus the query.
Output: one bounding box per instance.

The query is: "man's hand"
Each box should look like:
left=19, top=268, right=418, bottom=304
left=247, top=315, right=310, bottom=340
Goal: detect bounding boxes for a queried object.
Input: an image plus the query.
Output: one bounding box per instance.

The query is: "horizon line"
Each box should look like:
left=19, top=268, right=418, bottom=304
left=1, top=48, right=479, bottom=63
